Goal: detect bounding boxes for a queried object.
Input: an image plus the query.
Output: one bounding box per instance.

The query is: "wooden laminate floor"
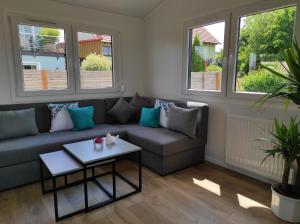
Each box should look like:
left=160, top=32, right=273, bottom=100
left=0, top=161, right=287, bottom=224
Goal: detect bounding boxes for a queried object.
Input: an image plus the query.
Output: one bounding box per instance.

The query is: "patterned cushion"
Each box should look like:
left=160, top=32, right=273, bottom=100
left=48, top=103, right=78, bottom=133
left=154, top=99, right=175, bottom=128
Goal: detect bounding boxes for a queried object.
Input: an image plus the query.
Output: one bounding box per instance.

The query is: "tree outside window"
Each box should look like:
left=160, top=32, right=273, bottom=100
left=236, top=6, right=296, bottom=93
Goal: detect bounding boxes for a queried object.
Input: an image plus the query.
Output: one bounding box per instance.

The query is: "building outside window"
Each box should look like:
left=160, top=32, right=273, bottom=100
left=9, top=15, right=121, bottom=96
left=182, top=1, right=298, bottom=98
left=77, top=32, right=113, bottom=89
left=188, top=22, right=225, bottom=92
left=18, top=24, right=68, bottom=91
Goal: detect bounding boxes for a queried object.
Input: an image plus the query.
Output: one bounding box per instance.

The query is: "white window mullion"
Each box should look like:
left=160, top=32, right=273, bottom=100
left=228, top=0, right=297, bottom=99
left=9, top=14, right=75, bottom=96
left=181, top=12, right=231, bottom=97
left=72, top=24, right=121, bottom=94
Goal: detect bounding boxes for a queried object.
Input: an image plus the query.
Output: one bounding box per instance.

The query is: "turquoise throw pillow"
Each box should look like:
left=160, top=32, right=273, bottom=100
left=139, top=107, right=161, bottom=128
left=68, top=106, right=95, bottom=130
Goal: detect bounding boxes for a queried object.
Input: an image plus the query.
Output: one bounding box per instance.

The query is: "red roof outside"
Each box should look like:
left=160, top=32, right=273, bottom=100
left=79, top=34, right=112, bottom=44
left=192, top=27, right=220, bottom=45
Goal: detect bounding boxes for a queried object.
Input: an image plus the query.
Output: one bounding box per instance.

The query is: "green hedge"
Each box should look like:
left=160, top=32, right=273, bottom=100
left=207, top=65, right=222, bottom=72
left=81, top=53, right=112, bottom=71
left=240, top=69, right=285, bottom=93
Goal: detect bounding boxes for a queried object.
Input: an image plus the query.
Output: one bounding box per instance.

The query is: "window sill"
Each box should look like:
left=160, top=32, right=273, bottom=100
left=182, top=88, right=226, bottom=97
left=180, top=91, right=299, bottom=112
left=76, top=87, right=121, bottom=95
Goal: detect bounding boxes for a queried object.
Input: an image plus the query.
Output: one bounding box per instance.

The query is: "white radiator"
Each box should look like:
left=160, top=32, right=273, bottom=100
left=225, top=115, right=285, bottom=182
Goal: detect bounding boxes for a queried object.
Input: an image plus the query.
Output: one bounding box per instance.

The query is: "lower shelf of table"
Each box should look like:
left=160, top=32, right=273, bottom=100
left=42, top=168, right=141, bottom=221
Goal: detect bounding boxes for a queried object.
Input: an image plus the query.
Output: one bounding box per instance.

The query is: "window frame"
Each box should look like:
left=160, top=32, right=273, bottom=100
left=181, top=12, right=231, bottom=97
left=181, top=0, right=299, bottom=100
left=9, top=15, right=75, bottom=97
left=227, top=0, right=298, bottom=99
left=8, top=14, right=122, bottom=98
left=72, top=24, right=121, bottom=94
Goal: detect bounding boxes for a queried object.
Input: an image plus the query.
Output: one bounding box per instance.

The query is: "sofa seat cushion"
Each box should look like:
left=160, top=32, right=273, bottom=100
left=0, top=124, right=126, bottom=168
left=119, top=124, right=202, bottom=157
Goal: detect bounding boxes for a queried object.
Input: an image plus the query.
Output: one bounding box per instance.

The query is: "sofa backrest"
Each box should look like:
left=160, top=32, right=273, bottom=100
left=0, top=97, right=209, bottom=143
left=0, top=99, right=106, bottom=133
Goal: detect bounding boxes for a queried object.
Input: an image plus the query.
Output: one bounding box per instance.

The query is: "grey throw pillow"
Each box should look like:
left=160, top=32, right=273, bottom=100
left=108, top=98, right=137, bottom=124
left=130, top=92, right=153, bottom=110
left=167, top=104, right=198, bottom=138
left=0, top=108, right=39, bottom=140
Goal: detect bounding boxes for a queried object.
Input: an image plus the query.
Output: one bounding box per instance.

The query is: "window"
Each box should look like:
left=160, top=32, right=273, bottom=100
left=182, top=14, right=230, bottom=96
left=9, top=15, right=121, bottom=97
left=188, top=21, right=225, bottom=92
left=234, top=6, right=297, bottom=94
left=182, top=1, right=298, bottom=98
left=17, top=24, right=68, bottom=91
left=77, top=31, right=113, bottom=89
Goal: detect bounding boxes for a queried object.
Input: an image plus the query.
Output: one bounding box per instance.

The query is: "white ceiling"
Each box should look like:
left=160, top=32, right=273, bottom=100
left=49, top=0, right=165, bottom=18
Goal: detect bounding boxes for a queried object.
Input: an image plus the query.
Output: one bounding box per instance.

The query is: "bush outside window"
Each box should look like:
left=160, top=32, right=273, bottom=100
left=77, top=31, right=113, bottom=89
left=183, top=2, right=298, bottom=97
left=235, top=6, right=296, bottom=94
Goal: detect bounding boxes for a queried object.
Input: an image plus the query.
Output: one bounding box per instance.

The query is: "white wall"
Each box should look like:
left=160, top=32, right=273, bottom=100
left=145, top=0, right=300, bottom=178
left=0, top=0, right=145, bottom=104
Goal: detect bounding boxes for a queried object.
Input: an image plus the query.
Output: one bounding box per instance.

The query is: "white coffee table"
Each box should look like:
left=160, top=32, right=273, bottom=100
left=63, top=138, right=142, bottom=212
left=40, top=138, right=142, bottom=222
left=40, top=150, right=85, bottom=221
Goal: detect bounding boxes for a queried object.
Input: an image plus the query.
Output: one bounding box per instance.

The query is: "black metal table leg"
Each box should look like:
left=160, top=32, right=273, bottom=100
left=52, top=177, right=59, bottom=222
left=138, top=150, right=142, bottom=192
left=64, top=175, right=68, bottom=186
left=40, top=160, right=45, bottom=194
left=112, top=162, right=116, bottom=200
left=92, top=167, right=95, bottom=177
left=83, top=166, right=88, bottom=210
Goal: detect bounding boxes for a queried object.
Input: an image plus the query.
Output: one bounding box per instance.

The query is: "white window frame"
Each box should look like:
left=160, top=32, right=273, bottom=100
left=72, top=24, right=121, bottom=94
left=8, top=13, right=122, bottom=97
left=227, top=0, right=298, bottom=100
left=9, top=15, right=75, bottom=97
left=181, top=12, right=231, bottom=97
left=181, top=0, right=299, bottom=100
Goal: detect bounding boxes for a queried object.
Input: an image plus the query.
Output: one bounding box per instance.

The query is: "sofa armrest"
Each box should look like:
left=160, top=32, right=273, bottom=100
left=187, top=102, right=209, bottom=143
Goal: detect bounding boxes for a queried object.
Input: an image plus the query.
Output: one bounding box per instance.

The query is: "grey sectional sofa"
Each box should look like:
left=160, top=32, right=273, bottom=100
left=0, top=97, right=208, bottom=191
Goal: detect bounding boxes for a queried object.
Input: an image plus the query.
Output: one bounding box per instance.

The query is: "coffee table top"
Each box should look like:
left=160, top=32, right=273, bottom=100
left=63, top=138, right=141, bottom=165
left=40, top=151, right=82, bottom=176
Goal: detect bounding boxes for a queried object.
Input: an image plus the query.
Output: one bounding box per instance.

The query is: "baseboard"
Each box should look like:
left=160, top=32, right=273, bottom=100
left=205, top=156, right=274, bottom=184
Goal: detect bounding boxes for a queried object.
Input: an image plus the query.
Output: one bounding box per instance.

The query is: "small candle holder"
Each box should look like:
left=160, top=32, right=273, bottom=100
left=94, top=137, right=103, bottom=150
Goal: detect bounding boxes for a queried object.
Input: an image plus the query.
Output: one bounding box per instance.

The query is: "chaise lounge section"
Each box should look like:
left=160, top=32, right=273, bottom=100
left=0, top=97, right=208, bottom=191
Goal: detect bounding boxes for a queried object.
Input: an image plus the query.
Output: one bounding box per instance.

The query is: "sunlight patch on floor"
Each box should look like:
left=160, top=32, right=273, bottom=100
left=237, top=193, right=269, bottom=209
left=193, top=178, right=221, bottom=196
